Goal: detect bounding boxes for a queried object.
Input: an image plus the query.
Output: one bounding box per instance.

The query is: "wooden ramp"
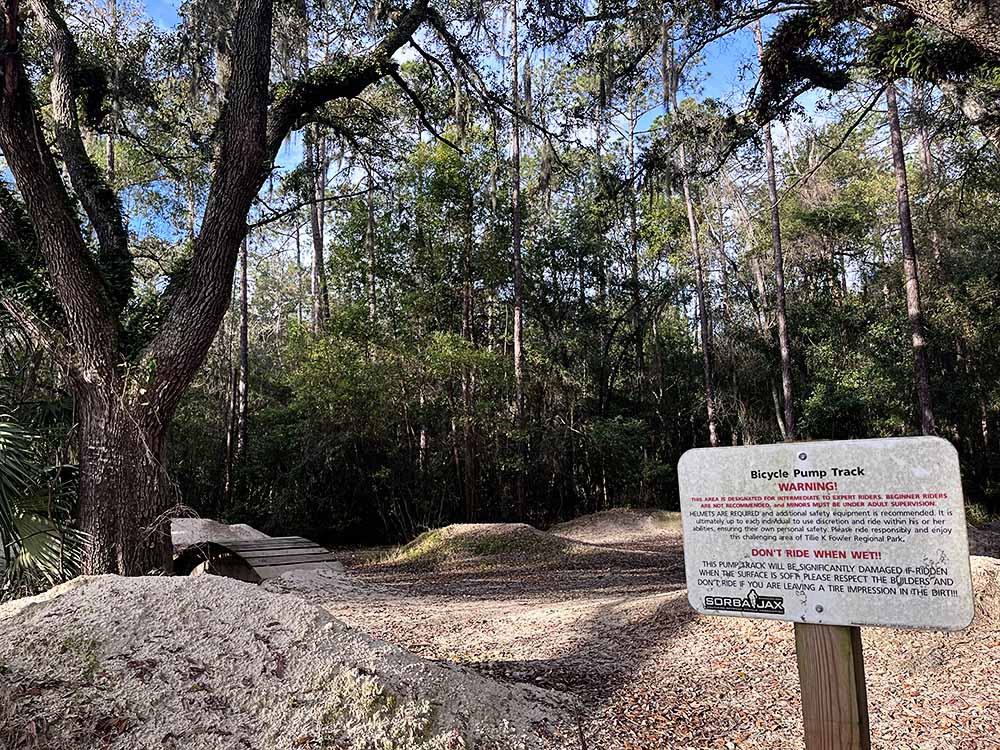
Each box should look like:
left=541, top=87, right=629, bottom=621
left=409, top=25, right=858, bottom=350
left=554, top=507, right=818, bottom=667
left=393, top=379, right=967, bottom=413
left=174, top=536, right=341, bottom=583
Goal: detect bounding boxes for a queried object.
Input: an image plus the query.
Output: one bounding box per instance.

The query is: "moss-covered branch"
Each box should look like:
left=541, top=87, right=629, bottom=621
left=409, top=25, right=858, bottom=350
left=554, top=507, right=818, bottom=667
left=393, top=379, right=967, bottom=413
left=265, top=0, right=431, bottom=157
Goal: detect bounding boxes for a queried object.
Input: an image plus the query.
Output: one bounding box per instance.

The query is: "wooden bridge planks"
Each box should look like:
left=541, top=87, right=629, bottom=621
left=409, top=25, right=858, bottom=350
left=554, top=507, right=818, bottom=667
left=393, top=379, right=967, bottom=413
left=176, top=535, right=341, bottom=582
left=227, top=536, right=339, bottom=580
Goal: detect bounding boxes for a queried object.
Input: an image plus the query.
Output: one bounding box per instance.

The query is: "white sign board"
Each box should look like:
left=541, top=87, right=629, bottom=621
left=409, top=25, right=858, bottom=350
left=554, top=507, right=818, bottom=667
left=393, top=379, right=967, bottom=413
left=678, top=437, right=974, bottom=631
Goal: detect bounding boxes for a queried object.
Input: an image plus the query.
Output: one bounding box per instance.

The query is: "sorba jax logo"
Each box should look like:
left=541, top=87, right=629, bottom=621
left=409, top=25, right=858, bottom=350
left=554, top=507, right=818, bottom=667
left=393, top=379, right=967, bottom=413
left=704, top=588, right=784, bottom=615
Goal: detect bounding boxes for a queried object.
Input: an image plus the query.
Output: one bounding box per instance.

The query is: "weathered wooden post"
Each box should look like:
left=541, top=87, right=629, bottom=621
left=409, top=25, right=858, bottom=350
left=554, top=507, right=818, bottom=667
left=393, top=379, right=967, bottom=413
left=795, top=623, right=869, bottom=750
left=678, top=437, right=974, bottom=750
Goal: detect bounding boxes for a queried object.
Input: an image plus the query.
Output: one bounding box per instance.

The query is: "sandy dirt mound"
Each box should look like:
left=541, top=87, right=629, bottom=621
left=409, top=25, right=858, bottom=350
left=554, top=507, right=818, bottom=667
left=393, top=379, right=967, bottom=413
left=381, top=524, right=577, bottom=569
left=170, top=517, right=270, bottom=551
left=376, top=523, right=678, bottom=574
left=0, top=575, right=572, bottom=750
left=549, top=508, right=681, bottom=547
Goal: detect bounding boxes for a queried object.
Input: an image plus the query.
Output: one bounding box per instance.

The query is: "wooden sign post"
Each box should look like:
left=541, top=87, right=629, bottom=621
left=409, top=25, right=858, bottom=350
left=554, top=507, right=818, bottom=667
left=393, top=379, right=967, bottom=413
left=795, top=623, right=869, bottom=750
left=678, top=437, right=973, bottom=750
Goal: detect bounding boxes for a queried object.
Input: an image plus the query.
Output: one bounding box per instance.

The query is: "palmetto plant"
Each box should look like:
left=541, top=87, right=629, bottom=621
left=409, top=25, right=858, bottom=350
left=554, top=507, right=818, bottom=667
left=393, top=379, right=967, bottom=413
left=0, top=416, right=86, bottom=597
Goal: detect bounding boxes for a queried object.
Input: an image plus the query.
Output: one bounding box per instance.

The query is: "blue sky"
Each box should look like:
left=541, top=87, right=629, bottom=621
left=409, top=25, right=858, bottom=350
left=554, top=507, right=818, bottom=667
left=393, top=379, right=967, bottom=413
left=146, top=0, right=179, bottom=27
left=125, top=0, right=818, bottom=238
left=142, top=0, right=767, bottom=106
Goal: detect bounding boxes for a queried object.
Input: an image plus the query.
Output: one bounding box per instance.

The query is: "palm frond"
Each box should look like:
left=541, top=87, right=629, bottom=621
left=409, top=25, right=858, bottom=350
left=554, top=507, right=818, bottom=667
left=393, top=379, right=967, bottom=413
left=0, top=416, right=86, bottom=596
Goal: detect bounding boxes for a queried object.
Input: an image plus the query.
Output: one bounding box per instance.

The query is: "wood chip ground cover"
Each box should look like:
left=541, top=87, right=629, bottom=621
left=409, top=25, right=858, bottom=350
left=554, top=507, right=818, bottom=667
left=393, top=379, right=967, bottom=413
left=324, top=511, right=1000, bottom=750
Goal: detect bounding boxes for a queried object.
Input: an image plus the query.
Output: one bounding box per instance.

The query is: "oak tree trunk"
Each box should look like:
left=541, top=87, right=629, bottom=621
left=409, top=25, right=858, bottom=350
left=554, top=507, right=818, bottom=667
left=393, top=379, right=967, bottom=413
left=1, top=0, right=432, bottom=574
left=77, top=389, right=172, bottom=575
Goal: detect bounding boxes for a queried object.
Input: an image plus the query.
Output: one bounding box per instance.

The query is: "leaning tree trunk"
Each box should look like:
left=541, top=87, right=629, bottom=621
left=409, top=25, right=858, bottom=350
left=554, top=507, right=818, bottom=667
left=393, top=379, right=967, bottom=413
left=77, top=389, right=172, bottom=575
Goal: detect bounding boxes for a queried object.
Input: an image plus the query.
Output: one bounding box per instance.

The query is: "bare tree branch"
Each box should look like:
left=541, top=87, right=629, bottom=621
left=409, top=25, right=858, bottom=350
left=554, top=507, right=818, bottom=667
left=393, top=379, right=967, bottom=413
left=389, top=67, right=462, bottom=152
left=249, top=186, right=372, bottom=229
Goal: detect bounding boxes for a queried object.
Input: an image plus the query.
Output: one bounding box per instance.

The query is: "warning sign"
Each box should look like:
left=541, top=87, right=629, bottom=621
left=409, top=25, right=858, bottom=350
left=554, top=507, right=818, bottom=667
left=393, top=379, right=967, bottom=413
left=678, top=437, right=974, bottom=631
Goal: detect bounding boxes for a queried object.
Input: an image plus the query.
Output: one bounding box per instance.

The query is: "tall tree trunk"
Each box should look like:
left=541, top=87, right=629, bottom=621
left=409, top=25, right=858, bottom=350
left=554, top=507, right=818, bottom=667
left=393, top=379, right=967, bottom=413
left=687, top=215, right=719, bottom=448
left=306, top=124, right=329, bottom=331
left=223, top=238, right=249, bottom=503
left=461, top=177, right=477, bottom=521
left=915, top=85, right=943, bottom=267
left=756, top=19, right=797, bottom=441
left=670, top=40, right=718, bottom=447
left=235, top=237, right=249, bottom=462
left=665, top=22, right=717, bottom=445
left=510, top=0, right=527, bottom=516
left=627, top=92, right=644, bottom=396
left=886, top=83, right=936, bottom=437
left=295, top=219, right=303, bottom=325
left=594, top=102, right=610, bottom=416
left=366, top=163, right=377, bottom=325
left=716, top=201, right=729, bottom=324
left=660, top=20, right=674, bottom=198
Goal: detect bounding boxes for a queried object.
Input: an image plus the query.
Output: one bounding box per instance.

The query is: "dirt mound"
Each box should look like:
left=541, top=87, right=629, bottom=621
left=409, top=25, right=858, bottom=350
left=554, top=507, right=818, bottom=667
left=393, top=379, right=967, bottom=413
left=549, top=508, right=681, bottom=546
left=170, top=517, right=270, bottom=551
left=0, top=575, right=570, bottom=750
left=381, top=524, right=574, bottom=569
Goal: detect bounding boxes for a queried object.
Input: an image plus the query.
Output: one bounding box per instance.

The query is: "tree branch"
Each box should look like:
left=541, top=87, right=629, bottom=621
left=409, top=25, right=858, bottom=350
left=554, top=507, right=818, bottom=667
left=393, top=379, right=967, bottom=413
left=0, top=2, right=118, bottom=383
left=248, top=185, right=371, bottom=229
left=142, top=0, right=275, bottom=422
left=265, top=0, right=431, bottom=158
left=30, top=0, right=132, bottom=313
left=388, top=67, right=462, bottom=152
left=144, top=0, right=437, bottom=423
left=890, top=0, right=1000, bottom=58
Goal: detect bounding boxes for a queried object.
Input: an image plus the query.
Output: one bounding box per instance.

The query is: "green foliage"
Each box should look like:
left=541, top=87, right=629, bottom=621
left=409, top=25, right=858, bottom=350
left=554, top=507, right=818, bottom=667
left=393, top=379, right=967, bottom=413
left=864, top=19, right=995, bottom=84
left=0, top=417, right=86, bottom=599
left=6, top=0, right=1000, bottom=568
left=965, top=502, right=995, bottom=528
left=756, top=0, right=857, bottom=120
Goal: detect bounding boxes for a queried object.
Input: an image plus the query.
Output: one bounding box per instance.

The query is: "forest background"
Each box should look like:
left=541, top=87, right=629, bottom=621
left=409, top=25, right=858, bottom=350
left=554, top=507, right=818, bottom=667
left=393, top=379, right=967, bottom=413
left=1, top=0, right=998, bottom=581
